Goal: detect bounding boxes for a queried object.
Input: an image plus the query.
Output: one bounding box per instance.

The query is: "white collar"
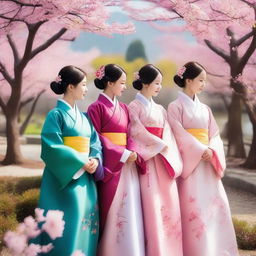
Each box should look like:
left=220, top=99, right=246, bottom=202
left=58, top=99, right=77, bottom=110
left=100, top=92, right=117, bottom=106
left=178, top=91, right=200, bottom=107
left=135, top=92, right=152, bottom=108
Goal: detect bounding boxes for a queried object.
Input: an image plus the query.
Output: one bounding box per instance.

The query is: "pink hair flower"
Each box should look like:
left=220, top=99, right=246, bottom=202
left=133, top=71, right=140, bottom=80
left=95, top=65, right=105, bottom=80
left=177, top=66, right=186, bottom=79
left=55, top=75, right=62, bottom=83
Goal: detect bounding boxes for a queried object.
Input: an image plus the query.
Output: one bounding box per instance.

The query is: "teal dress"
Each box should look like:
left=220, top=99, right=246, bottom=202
left=39, top=100, right=103, bottom=256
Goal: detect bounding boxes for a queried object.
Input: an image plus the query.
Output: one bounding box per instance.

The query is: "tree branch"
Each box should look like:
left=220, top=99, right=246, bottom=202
left=29, top=27, right=67, bottom=60
left=236, top=30, right=254, bottom=47
left=0, top=95, right=6, bottom=114
left=204, top=39, right=230, bottom=63
left=7, top=34, right=20, bottom=65
left=19, top=89, right=45, bottom=135
left=0, top=61, right=13, bottom=86
left=2, top=0, right=41, bottom=8
left=239, top=28, right=256, bottom=71
left=20, top=22, right=44, bottom=67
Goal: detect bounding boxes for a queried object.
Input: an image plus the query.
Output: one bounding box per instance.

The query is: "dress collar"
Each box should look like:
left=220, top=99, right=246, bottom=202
left=178, top=91, right=200, bottom=108
left=100, top=92, right=117, bottom=106
left=135, top=92, right=152, bottom=108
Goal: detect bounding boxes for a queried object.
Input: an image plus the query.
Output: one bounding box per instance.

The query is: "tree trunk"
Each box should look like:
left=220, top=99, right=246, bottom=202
left=2, top=110, right=24, bottom=165
left=242, top=100, right=256, bottom=169
left=227, top=93, right=246, bottom=157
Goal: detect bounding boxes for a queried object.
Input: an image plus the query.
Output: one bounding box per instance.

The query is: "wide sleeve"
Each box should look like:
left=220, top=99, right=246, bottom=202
left=122, top=104, right=147, bottom=175
left=207, top=107, right=226, bottom=178
left=167, top=103, right=208, bottom=179
left=41, top=110, right=89, bottom=190
left=87, top=104, right=125, bottom=183
left=128, top=102, right=167, bottom=161
left=83, top=112, right=104, bottom=181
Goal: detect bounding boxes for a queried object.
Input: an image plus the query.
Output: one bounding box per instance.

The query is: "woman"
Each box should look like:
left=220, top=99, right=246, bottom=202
left=39, top=65, right=103, bottom=256
left=87, top=64, right=145, bottom=256
left=128, top=64, right=183, bottom=256
left=168, top=61, right=238, bottom=256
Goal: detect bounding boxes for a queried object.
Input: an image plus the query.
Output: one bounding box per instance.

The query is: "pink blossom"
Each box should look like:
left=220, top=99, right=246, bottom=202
left=35, top=208, right=46, bottom=222
left=41, top=243, right=54, bottom=253
left=71, top=250, right=86, bottom=256
left=55, top=75, right=62, bottom=83
left=23, top=216, right=41, bottom=238
left=133, top=71, right=140, bottom=80
left=42, top=210, right=65, bottom=240
left=4, top=231, right=27, bottom=255
left=95, top=65, right=105, bottom=80
left=177, top=66, right=186, bottom=79
left=23, top=243, right=41, bottom=256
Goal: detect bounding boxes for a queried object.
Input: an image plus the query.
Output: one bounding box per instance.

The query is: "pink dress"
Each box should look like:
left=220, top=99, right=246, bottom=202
left=128, top=93, right=183, bottom=256
left=88, top=93, right=145, bottom=256
left=168, top=91, right=238, bottom=256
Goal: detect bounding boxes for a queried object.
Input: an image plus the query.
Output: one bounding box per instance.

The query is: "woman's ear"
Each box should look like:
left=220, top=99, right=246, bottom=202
left=67, top=84, right=74, bottom=92
left=107, top=81, right=114, bottom=88
left=185, top=78, right=192, bottom=86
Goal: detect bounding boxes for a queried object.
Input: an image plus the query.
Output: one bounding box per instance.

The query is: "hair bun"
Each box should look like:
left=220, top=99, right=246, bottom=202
left=173, top=75, right=185, bottom=88
left=132, top=79, right=143, bottom=90
left=94, top=78, right=105, bottom=90
left=50, top=81, right=65, bottom=95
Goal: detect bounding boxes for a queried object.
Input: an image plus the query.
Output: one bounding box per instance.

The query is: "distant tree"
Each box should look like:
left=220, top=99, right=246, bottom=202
left=125, top=39, right=148, bottom=62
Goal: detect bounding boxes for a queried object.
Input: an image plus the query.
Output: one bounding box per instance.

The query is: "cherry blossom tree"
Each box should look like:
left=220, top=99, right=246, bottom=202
left=123, top=0, right=256, bottom=168
left=0, top=0, right=134, bottom=164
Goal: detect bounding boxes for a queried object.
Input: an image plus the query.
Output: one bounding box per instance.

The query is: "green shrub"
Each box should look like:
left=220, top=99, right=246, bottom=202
left=14, top=176, right=41, bottom=194
left=233, top=217, right=256, bottom=250
left=0, top=215, right=18, bottom=250
left=0, top=176, right=41, bottom=194
left=0, top=178, right=17, bottom=194
left=0, top=193, right=19, bottom=217
left=15, top=189, right=40, bottom=222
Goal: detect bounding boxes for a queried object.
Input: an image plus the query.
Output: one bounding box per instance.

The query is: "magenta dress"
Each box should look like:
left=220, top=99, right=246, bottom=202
left=168, top=91, right=238, bottom=256
left=128, top=93, right=183, bottom=256
left=87, top=93, right=145, bottom=256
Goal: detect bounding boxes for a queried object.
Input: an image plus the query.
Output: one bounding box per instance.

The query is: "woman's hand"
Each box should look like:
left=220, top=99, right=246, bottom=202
left=126, top=151, right=137, bottom=163
left=202, top=148, right=213, bottom=162
left=83, top=158, right=99, bottom=174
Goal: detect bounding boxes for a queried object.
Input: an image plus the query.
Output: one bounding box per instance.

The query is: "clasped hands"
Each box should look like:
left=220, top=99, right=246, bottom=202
left=83, top=158, right=99, bottom=174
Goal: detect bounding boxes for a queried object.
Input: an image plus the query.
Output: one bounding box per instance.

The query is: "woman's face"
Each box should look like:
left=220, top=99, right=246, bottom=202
left=185, top=70, right=206, bottom=95
left=109, top=72, right=127, bottom=97
left=143, top=73, right=163, bottom=98
left=70, top=77, right=88, bottom=100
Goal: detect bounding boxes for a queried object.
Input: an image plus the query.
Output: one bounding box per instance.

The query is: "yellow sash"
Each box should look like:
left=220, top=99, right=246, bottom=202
left=186, top=129, right=209, bottom=145
left=63, top=136, right=90, bottom=153
left=101, top=132, right=127, bottom=146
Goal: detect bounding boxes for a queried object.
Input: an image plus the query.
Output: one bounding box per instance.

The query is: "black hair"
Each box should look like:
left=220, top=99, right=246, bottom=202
left=173, top=61, right=205, bottom=88
left=50, top=65, right=86, bottom=95
left=132, top=64, right=162, bottom=90
left=94, top=64, right=126, bottom=90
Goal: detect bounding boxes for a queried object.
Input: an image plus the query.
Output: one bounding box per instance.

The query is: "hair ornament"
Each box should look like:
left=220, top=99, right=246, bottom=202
left=95, top=65, right=105, bottom=80
left=55, top=75, right=62, bottom=83
left=177, top=66, right=186, bottom=79
left=133, top=71, right=140, bottom=80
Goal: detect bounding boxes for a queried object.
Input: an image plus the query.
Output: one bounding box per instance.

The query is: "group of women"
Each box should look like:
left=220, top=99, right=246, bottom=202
left=38, top=62, right=239, bottom=256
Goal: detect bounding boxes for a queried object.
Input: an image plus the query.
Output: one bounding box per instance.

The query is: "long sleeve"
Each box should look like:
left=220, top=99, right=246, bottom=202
left=41, top=110, right=89, bottom=189
left=167, top=103, right=208, bottom=179
left=84, top=112, right=104, bottom=181
left=87, top=104, right=125, bottom=183
left=207, top=107, right=226, bottom=178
